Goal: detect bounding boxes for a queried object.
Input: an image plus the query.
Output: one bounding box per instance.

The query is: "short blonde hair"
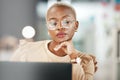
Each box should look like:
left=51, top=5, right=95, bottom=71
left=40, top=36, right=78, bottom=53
left=46, top=2, right=76, bottom=19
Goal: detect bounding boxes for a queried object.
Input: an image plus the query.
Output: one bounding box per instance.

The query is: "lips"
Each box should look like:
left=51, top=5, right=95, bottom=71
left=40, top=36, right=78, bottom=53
left=56, top=32, right=66, bottom=38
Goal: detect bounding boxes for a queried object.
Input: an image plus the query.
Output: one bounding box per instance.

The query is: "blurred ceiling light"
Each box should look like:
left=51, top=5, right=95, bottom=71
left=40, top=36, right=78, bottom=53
left=22, top=26, right=36, bottom=39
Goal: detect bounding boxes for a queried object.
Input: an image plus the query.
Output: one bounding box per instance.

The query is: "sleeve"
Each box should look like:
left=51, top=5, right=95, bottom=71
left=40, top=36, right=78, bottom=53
left=78, top=53, right=97, bottom=80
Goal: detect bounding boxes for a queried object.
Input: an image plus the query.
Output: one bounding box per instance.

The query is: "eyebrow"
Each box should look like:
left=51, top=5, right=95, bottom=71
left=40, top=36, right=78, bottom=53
left=62, top=15, right=73, bottom=19
left=48, top=18, right=57, bottom=21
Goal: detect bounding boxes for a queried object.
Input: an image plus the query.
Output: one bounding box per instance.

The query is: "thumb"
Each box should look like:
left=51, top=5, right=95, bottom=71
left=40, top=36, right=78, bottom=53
left=54, top=42, right=66, bottom=51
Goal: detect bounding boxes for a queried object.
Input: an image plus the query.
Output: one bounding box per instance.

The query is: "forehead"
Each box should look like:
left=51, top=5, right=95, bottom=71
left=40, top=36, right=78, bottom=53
left=47, top=6, right=76, bottom=20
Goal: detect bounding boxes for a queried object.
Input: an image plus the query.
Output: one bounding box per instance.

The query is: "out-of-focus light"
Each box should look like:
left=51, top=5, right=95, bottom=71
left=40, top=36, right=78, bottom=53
left=22, top=26, right=35, bottom=39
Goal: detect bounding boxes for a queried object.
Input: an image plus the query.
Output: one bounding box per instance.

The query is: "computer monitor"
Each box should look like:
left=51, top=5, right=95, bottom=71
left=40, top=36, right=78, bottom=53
left=0, top=62, right=72, bottom=80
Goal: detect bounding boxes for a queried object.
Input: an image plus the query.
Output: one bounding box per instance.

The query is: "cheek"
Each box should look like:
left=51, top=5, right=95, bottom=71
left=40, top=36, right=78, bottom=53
left=48, top=31, right=56, bottom=38
left=67, top=28, right=75, bottom=36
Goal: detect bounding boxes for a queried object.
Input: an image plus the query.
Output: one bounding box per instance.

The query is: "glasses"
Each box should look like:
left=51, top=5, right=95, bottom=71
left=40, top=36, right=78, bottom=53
left=47, top=17, right=76, bottom=30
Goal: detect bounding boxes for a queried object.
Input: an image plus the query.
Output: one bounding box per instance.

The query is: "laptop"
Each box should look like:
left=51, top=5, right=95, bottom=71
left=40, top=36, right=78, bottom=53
left=0, top=62, right=72, bottom=80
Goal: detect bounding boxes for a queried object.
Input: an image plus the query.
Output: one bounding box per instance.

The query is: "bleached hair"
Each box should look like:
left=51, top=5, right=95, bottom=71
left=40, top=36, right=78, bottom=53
left=46, top=2, right=76, bottom=19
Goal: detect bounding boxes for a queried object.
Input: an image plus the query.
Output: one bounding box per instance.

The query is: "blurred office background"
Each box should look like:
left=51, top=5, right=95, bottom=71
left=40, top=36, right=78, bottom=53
left=0, top=0, right=120, bottom=80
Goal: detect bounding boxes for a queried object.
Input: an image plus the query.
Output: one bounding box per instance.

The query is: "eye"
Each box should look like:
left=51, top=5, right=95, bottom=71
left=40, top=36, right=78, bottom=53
left=48, top=20, right=57, bottom=27
left=62, top=20, right=71, bottom=25
left=51, top=22, right=57, bottom=26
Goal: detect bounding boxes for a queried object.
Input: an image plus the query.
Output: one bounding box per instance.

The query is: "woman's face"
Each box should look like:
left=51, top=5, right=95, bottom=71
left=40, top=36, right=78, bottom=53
left=46, top=6, right=78, bottom=43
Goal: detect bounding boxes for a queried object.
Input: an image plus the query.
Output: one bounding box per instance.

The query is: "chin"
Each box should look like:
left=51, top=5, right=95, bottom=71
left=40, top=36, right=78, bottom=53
left=54, top=38, right=71, bottom=43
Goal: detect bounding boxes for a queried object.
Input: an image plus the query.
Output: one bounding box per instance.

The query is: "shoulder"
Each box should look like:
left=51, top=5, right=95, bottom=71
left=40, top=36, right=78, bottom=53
left=19, top=40, right=50, bottom=48
left=15, top=40, right=52, bottom=53
left=10, top=40, right=51, bottom=61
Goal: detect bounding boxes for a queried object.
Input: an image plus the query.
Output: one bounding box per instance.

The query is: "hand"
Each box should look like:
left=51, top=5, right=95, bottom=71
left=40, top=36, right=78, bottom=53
left=89, top=55, right=98, bottom=72
left=54, top=40, right=76, bottom=55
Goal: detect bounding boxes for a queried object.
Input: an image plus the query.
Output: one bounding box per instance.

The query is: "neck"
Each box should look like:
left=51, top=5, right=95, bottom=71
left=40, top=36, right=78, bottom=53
left=48, top=41, right=67, bottom=57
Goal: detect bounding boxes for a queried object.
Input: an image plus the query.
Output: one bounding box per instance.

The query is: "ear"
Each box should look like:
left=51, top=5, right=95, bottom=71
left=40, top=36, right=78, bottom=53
left=74, top=21, right=79, bottom=30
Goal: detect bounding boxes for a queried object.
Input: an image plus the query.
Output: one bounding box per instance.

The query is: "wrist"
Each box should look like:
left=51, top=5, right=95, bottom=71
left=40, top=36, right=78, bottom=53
left=69, top=53, right=81, bottom=64
left=69, top=53, right=78, bottom=59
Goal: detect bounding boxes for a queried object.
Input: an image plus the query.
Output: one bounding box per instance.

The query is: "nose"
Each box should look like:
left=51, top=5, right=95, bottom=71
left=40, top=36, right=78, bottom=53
left=57, top=21, right=63, bottom=30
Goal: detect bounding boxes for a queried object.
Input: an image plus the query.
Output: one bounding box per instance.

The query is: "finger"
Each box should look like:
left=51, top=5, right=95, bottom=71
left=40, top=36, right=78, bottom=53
left=54, top=42, right=67, bottom=51
left=61, top=47, right=67, bottom=53
left=54, top=45, right=61, bottom=51
left=62, top=43, right=74, bottom=55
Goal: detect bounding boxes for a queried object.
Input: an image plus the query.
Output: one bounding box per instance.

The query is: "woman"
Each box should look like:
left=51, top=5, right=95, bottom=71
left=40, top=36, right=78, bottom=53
left=11, top=2, right=97, bottom=80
